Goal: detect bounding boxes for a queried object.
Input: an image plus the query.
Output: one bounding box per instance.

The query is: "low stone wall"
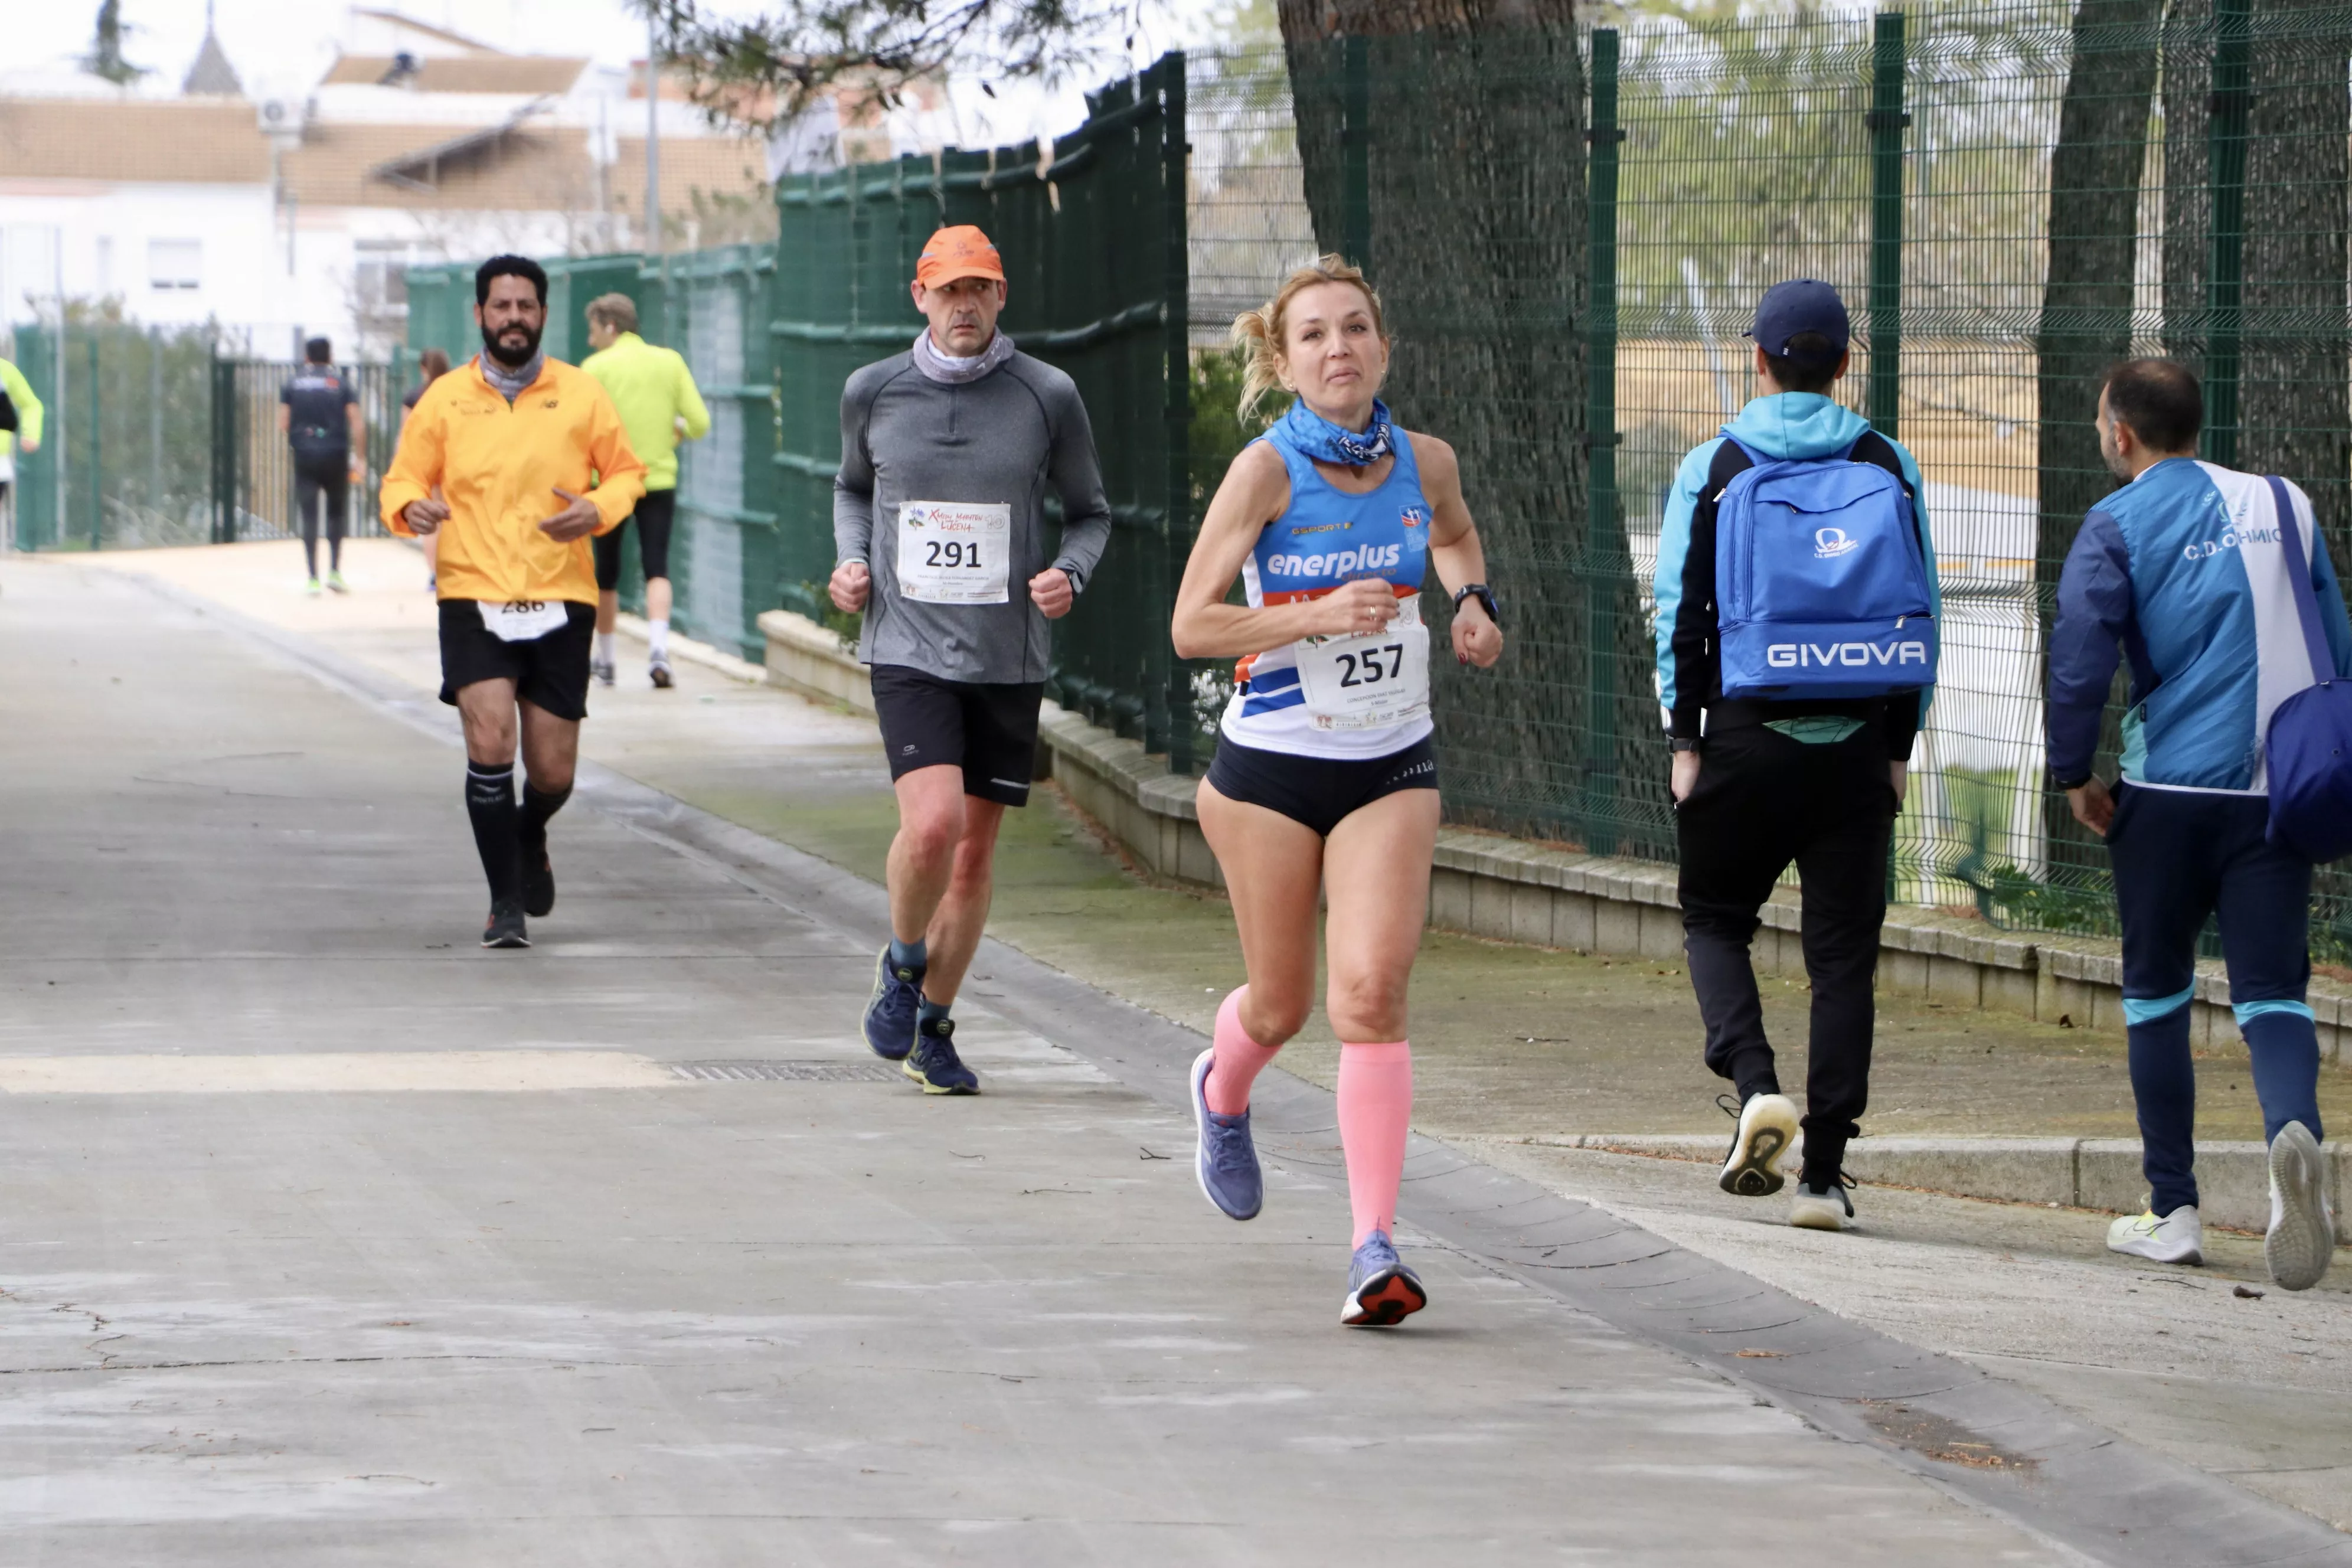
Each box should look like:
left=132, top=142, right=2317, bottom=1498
left=759, top=611, right=2351, bottom=1064
left=756, top=610, right=874, bottom=714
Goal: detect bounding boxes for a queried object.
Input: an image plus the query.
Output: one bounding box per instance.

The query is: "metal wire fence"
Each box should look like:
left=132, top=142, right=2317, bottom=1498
left=1187, top=7, right=2352, bottom=958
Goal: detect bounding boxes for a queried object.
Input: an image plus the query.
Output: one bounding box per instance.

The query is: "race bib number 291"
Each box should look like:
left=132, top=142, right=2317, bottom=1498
left=897, top=501, right=1011, bottom=605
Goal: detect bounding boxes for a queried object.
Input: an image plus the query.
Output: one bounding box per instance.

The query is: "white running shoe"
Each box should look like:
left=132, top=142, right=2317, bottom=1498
left=1718, top=1092, right=1799, bottom=1197
left=1789, top=1176, right=1854, bottom=1231
left=2106, top=1205, right=2203, bottom=1266
left=2265, top=1122, right=2335, bottom=1292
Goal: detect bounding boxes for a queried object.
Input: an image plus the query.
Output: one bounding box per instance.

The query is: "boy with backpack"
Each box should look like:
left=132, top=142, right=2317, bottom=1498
left=1654, top=279, right=1939, bottom=1231
left=2048, top=358, right=2345, bottom=1291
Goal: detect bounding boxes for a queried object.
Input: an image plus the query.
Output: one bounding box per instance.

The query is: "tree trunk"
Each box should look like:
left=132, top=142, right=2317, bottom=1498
left=2161, top=0, right=2211, bottom=370
left=2034, top=0, right=2162, bottom=887
left=1276, top=1, right=1618, bottom=846
left=2237, top=0, right=2350, bottom=566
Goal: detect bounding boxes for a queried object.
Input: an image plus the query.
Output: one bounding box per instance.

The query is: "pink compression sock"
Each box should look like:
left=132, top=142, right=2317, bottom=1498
left=1203, top=987, right=1282, bottom=1116
left=1337, top=1041, right=1413, bottom=1247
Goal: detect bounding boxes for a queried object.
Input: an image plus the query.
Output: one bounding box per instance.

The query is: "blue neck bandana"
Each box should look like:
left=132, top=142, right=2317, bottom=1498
left=1275, top=397, right=1394, bottom=466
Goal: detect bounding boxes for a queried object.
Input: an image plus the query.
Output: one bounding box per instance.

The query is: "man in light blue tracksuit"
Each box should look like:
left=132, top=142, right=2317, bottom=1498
left=2048, top=358, right=2347, bottom=1290
left=1655, top=279, right=1939, bottom=1233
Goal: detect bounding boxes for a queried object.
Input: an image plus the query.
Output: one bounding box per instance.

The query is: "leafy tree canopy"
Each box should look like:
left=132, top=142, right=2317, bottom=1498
left=642, top=0, right=1148, bottom=126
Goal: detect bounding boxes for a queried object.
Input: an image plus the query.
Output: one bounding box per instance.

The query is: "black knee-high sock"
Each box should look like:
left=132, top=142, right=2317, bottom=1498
left=465, top=762, right=521, bottom=906
left=518, top=781, right=572, bottom=856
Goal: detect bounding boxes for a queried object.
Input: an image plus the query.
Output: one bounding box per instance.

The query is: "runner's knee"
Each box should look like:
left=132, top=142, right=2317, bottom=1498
left=1327, top=969, right=1409, bottom=1043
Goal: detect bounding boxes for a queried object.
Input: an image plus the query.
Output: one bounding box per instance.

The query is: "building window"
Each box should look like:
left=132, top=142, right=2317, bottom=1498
left=149, top=239, right=201, bottom=290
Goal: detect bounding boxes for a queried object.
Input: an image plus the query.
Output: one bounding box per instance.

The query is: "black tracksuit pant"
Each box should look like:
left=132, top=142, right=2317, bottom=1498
left=1675, top=722, right=1896, bottom=1180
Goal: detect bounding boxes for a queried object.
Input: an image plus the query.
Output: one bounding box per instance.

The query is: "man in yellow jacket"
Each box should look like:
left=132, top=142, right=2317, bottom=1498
left=0, top=351, right=45, bottom=546
left=381, top=255, right=647, bottom=949
left=582, top=293, right=710, bottom=688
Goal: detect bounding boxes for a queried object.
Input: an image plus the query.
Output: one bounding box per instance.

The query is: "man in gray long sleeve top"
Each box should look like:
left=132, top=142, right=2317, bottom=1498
left=829, top=224, right=1112, bottom=1095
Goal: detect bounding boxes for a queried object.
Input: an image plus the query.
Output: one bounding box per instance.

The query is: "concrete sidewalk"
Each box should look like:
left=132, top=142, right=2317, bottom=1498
left=27, top=542, right=2352, bottom=1556
left=0, top=557, right=2134, bottom=1562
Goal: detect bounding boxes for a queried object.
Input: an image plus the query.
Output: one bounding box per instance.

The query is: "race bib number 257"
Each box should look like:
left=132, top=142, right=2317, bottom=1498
left=897, top=501, right=1011, bottom=605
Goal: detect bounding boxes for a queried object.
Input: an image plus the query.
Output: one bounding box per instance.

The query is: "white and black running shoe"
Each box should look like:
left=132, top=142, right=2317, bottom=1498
left=1717, top=1092, right=1799, bottom=1197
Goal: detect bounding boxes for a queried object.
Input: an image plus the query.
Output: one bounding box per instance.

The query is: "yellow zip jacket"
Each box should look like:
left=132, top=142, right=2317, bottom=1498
left=0, top=357, right=44, bottom=465
left=580, top=331, right=710, bottom=493
left=381, top=355, right=646, bottom=606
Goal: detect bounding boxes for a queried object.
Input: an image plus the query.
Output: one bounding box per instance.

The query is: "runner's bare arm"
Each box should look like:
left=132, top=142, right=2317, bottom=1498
left=1171, top=443, right=1399, bottom=659
left=1410, top=432, right=1502, bottom=669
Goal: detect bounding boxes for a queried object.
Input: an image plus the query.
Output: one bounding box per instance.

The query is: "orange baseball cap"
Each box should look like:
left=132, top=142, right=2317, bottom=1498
left=916, top=225, right=1005, bottom=289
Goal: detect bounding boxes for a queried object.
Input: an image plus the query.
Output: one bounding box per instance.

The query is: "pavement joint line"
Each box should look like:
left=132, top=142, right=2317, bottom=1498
left=113, top=563, right=2352, bottom=1567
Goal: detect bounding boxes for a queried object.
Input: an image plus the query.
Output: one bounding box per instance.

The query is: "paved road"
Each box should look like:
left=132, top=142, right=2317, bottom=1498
left=0, top=555, right=2341, bottom=1565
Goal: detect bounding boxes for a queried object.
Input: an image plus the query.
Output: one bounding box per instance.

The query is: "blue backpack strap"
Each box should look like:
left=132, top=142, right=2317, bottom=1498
left=1841, top=429, right=1914, bottom=493
left=1704, top=434, right=1756, bottom=499
left=2269, top=475, right=2336, bottom=687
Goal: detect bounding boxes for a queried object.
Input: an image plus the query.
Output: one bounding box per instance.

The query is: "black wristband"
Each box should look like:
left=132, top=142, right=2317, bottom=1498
left=2052, top=772, right=2093, bottom=792
left=1453, top=583, right=1501, bottom=628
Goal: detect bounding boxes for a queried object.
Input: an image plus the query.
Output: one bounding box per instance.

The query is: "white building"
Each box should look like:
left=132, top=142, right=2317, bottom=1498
left=0, top=7, right=770, bottom=359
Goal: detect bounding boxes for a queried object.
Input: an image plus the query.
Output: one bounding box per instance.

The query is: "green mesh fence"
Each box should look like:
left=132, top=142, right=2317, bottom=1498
left=1188, top=9, right=2352, bottom=958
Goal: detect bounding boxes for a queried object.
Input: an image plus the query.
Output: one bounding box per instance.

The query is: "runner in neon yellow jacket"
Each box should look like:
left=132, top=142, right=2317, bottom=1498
left=0, top=355, right=47, bottom=503
left=580, top=295, right=710, bottom=687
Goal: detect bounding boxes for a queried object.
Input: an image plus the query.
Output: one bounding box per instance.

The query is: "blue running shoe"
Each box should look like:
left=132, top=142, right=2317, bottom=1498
left=1341, top=1229, right=1427, bottom=1327
left=904, top=1017, right=979, bottom=1095
left=1188, top=1048, right=1262, bottom=1220
left=861, top=946, right=922, bottom=1061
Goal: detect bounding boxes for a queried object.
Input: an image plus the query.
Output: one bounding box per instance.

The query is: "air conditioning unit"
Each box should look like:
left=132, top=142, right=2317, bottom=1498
left=256, top=95, right=310, bottom=145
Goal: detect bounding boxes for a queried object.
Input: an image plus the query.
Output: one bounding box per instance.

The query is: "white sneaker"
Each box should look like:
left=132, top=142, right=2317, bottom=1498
left=2107, top=1205, right=2203, bottom=1266
left=2265, top=1122, right=2336, bottom=1292
left=1718, top=1092, right=1799, bottom=1197
left=1790, top=1177, right=1854, bottom=1231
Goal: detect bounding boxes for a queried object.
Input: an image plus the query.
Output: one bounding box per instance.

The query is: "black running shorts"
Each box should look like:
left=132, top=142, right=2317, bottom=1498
left=593, top=486, right=677, bottom=590
left=437, top=598, right=597, bottom=721
left=870, top=664, right=1046, bottom=807
left=1205, top=734, right=1438, bottom=838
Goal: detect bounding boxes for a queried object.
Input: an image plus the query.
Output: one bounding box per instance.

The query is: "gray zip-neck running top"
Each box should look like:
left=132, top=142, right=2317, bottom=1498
left=832, top=348, right=1112, bottom=685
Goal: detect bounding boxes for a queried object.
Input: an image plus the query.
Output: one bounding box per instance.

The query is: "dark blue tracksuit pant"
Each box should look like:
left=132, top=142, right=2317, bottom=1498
left=2106, top=784, right=2325, bottom=1214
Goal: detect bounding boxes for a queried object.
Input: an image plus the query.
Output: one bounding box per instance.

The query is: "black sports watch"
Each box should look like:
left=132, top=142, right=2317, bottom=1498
left=1671, top=738, right=1701, bottom=754
left=1453, top=583, right=1501, bottom=626
left=2052, top=771, right=2093, bottom=792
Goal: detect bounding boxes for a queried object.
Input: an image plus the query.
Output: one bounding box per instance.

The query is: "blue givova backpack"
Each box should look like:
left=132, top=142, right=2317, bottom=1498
left=1710, top=433, right=1936, bottom=701
left=2261, top=475, right=2352, bottom=862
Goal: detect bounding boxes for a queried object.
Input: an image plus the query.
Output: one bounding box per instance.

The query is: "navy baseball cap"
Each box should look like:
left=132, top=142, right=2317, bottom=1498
left=1747, top=279, right=1850, bottom=367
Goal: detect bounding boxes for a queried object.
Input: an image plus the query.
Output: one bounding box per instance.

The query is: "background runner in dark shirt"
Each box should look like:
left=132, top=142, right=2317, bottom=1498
left=280, top=337, right=363, bottom=590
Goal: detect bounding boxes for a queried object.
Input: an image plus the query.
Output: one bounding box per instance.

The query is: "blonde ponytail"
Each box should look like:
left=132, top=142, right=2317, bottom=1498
left=1229, top=254, right=1389, bottom=420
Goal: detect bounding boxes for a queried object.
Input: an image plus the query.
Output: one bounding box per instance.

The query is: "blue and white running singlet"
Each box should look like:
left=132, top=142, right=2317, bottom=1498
left=1220, top=423, right=1435, bottom=760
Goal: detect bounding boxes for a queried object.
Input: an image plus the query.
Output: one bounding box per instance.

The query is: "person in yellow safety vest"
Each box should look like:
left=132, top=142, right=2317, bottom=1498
left=381, top=254, right=646, bottom=950
left=580, top=293, right=711, bottom=689
left=0, top=351, right=47, bottom=544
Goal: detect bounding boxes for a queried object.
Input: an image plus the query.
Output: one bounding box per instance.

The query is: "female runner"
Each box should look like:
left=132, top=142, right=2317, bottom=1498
left=1171, top=257, right=1503, bottom=1326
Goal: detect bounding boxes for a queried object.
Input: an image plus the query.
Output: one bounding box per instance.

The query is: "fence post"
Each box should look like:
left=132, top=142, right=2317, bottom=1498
left=1585, top=27, right=1624, bottom=855
left=2203, top=0, right=2250, bottom=468
left=1342, top=35, right=1371, bottom=274
left=85, top=332, right=101, bottom=551
left=211, top=354, right=239, bottom=544
left=1866, top=9, right=1907, bottom=437
left=1161, top=53, right=1196, bottom=776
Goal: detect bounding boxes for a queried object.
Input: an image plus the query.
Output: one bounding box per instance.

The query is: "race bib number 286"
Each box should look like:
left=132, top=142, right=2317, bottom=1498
left=897, top=501, right=1011, bottom=605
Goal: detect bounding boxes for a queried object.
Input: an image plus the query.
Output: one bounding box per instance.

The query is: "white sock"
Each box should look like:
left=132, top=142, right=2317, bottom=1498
left=649, top=619, right=669, bottom=662
left=596, top=632, right=616, bottom=665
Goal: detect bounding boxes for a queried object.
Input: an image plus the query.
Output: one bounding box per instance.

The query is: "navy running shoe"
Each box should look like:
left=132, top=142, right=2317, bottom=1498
left=861, top=946, right=922, bottom=1061
left=1341, top=1230, right=1427, bottom=1327
left=1188, top=1048, right=1262, bottom=1220
left=904, top=1017, right=979, bottom=1095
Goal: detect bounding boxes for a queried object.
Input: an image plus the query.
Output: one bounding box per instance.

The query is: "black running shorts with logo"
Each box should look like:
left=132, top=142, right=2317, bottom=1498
left=437, top=599, right=597, bottom=721
left=869, top=663, right=1046, bottom=807
left=1205, top=733, right=1438, bottom=838
left=593, top=486, right=677, bottom=591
